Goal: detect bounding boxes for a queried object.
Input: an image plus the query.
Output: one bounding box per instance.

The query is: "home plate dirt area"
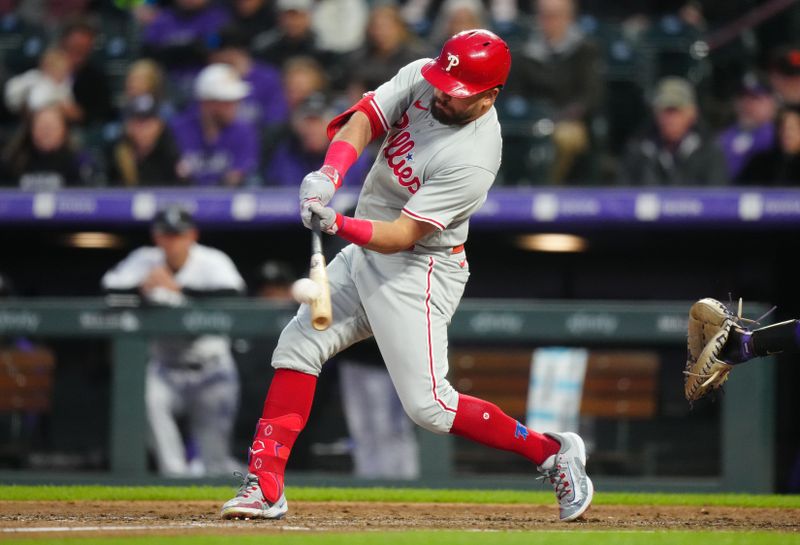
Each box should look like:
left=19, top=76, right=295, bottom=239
left=1, top=501, right=799, bottom=537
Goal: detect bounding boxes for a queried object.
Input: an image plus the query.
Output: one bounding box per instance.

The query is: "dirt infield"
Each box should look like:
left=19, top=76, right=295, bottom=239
left=2, top=501, right=799, bottom=538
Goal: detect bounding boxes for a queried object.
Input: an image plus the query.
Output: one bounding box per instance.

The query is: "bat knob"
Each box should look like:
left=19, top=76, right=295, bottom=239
left=312, top=315, right=332, bottom=331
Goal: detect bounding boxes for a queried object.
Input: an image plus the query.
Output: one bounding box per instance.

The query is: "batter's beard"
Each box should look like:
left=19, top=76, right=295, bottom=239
left=430, top=97, right=472, bottom=126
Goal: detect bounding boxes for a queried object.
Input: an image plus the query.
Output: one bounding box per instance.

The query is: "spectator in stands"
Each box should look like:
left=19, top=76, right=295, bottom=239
left=619, top=77, right=728, bottom=186
left=171, top=63, right=260, bottom=186
left=229, top=0, right=277, bottom=49
left=141, top=0, right=231, bottom=102
left=14, top=0, right=112, bottom=32
left=506, top=0, right=603, bottom=184
left=1, top=105, right=82, bottom=190
left=59, top=19, right=114, bottom=125
left=312, top=0, right=368, bottom=56
left=768, top=46, right=800, bottom=107
left=739, top=105, right=800, bottom=185
left=263, top=94, right=371, bottom=186
left=282, top=56, right=329, bottom=111
left=428, top=0, right=488, bottom=48
left=123, top=59, right=177, bottom=120
left=252, top=0, right=330, bottom=68
left=124, top=59, right=167, bottom=103
left=344, top=5, right=429, bottom=101
left=101, top=206, right=246, bottom=477
left=107, top=94, right=181, bottom=186
left=718, top=72, right=777, bottom=181
left=260, top=56, right=329, bottom=163
left=210, top=25, right=288, bottom=128
left=3, top=48, right=80, bottom=121
left=131, top=0, right=160, bottom=26
left=400, top=0, right=516, bottom=35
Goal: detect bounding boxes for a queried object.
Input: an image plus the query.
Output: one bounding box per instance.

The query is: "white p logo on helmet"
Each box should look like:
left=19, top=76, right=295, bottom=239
left=445, top=53, right=460, bottom=72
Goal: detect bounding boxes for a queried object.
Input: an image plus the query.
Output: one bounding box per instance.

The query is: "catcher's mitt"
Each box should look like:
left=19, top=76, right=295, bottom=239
left=685, top=298, right=739, bottom=401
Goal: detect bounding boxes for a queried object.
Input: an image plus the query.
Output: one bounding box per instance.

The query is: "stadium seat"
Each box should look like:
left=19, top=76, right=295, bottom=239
left=92, top=21, right=141, bottom=104
left=1, top=16, right=49, bottom=75
left=0, top=347, right=56, bottom=467
left=495, top=94, right=556, bottom=185
left=643, top=15, right=707, bottom=83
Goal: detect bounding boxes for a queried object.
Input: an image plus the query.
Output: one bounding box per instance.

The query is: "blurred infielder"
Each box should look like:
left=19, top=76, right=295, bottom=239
left=103, top=206, right=246, bottom=477
left=222, top=29, right=593, bottom=521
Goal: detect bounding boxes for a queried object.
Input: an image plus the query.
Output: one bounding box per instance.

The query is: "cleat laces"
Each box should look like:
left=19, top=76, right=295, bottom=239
left=232, top=471, right=260, bottom=499
left=537, top=460, right=572, bottom=500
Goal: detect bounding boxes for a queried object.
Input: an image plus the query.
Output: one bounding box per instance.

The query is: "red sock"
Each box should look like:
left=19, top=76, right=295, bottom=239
left=248, top=369, right=317, bottom=502
left=450, top=394, right=560, bottom=466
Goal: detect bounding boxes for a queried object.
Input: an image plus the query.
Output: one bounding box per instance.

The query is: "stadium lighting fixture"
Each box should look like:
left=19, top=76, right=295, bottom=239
left=516, top=233, right=588, bottom=253
left=63, top=232, right=125, bottom=249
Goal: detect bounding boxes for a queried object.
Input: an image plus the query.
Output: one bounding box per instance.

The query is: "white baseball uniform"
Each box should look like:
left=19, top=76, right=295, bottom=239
left=273, top=58, right=501, bottom=434
left=102, top=243, right=246, bottom=476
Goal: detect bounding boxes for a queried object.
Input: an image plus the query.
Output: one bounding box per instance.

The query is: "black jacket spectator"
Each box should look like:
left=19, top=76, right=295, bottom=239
left=738, top=105, right=800, bottom=185
left=1, top=106, right=82, bottom=190
left=108, top=129, right=181, bottom=186
left=230, top=0, right=278, bottom=50
left=71, top=61, right=114, bottom=124
left=60, top=20, right=114, bottom=124
left=252, top=0, right=332, bottom=69
left=107, top=94, right=181, bottom=186
left=507, top=27, right=602, bottom=122
left=343, top=5, right=430, bottom=96
left=738, top=148, right=800, bottom=185
left=619, top=77, right=728, bottom=186
left=504, top=0, right=603, bottom=183
left=619, top=126, right=729, bottom=185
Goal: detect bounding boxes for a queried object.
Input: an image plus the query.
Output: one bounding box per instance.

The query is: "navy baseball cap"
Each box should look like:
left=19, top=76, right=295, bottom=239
left=152, top=206, right=196, bottom=234
left=124, top=94, right=160, bottom=119
left=737, top=72, right=772, bottom=96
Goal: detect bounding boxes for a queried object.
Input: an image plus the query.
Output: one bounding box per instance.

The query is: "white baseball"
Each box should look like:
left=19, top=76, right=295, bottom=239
left=291, top=278, right=322, bottom=304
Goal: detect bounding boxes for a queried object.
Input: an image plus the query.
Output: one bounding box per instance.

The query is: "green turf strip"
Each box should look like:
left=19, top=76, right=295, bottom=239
left=2, top=486, right=800, bottom=508
left=1, top=531, right=799, bottom=545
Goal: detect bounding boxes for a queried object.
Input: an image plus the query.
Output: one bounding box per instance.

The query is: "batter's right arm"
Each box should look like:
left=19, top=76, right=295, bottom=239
left=330, top=111, right=372, bottom=155
left=306, top=202, right=436, bottom=253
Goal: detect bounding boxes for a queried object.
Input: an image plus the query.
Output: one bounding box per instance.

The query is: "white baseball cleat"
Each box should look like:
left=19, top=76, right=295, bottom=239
left=537, top=432, right=594, bottom=522
left=220, top=472, right=288, bottom=520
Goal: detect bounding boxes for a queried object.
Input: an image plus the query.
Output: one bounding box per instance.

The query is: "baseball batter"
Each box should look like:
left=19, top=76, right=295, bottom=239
left=222, top=29, right=593, bottom=522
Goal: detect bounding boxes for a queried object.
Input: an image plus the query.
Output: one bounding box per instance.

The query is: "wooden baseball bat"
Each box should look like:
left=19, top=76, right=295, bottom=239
left=309, top=215, right=332, bottom=331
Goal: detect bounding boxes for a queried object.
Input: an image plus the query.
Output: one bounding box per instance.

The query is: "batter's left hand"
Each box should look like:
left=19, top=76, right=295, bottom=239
left=299, top=167, right=339, bottom=228
left=307, top=202, right=339, bottom=235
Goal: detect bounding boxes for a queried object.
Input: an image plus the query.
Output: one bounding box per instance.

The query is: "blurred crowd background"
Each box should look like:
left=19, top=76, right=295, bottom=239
left=2, top=0, right=800, bottom=493
left=2, top=0, right=800, bottom=189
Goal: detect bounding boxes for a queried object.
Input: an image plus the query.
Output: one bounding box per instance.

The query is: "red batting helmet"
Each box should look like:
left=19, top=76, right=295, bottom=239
left=421, top=29, right=511, bottom=98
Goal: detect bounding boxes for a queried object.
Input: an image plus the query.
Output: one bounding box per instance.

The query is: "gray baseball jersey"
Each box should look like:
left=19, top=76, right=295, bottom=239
left=273, top=59, right=501, bottom=435
left=355, top=58, right=501, bottom=250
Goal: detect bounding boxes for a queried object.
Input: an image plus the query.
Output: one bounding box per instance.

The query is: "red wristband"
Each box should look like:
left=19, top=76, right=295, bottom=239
left=335, top=213, right=373, bottom=246
left=323, top=141, right=358, bottom=188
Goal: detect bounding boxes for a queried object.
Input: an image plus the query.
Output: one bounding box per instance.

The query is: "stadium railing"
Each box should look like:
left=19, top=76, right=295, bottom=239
left=0, top=297, right=776, bottom=493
